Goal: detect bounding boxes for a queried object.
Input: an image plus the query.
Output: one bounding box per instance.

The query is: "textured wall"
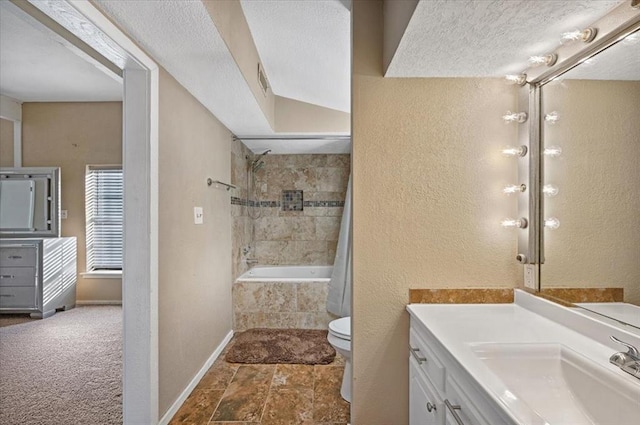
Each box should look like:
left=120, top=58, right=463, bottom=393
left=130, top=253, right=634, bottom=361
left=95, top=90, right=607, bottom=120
left=352, top=2, right=519, bottom=423
left=18, top=102, right=123, bottom=302
left=252, top=154, right=349, bottom=265
left=0, top=118, right=13, bottom=167
left=158, top=69, right=233, bottom=416
left=542, top=80, right=640, bottom=305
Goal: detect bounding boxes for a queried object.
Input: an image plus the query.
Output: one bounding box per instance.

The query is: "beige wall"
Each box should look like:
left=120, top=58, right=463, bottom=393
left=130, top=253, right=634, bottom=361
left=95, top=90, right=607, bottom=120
left=352, top=2, right=520, bottom=423
left=542, top=80, right=640, bottom=304
left=0, top=118, right=14, bottom=167
left=19, top=102, right=123, bottom=302
left=158, top=68, right=233, bottom=416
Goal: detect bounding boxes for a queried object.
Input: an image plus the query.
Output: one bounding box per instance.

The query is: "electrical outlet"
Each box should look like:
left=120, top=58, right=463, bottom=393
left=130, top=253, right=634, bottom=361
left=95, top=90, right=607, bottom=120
left=193, top=207, right=203, bottom=225
left=60, top=210, right=68, bottom=219
left=524, top=264, right=537, bottom=290
left=261, top=183, right=268, bottom=193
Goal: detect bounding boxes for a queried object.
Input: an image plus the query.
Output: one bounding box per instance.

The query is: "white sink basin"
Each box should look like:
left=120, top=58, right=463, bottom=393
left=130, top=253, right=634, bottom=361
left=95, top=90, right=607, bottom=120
left=471, top=343, right=640, bottom=425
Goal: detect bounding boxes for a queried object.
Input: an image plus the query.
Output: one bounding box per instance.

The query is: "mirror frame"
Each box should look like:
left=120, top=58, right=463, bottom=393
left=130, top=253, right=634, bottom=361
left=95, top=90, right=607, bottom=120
left=522, top=1, right=640, bottom=282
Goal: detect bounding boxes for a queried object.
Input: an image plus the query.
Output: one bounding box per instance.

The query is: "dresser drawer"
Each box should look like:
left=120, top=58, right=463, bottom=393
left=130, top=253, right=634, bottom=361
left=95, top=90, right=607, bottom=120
left=0, top=267, right=37, bottom=287
left=0, top=247, right=38, bottom=267
left=0, top=286, right=37, bottom=309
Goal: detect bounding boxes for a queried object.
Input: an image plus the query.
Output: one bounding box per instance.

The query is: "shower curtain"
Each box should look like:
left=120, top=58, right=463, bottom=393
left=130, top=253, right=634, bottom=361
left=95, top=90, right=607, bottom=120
left=327, top=174, right=352, bottom=318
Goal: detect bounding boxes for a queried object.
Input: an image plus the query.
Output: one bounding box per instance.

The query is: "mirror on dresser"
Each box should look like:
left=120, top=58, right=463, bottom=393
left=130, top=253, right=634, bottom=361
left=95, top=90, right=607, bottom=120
left=538, top=28, right=640, bottom=330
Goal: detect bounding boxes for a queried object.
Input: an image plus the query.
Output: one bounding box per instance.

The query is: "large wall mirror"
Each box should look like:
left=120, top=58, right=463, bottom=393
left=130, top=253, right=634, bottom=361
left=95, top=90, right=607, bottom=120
left=539, top=27, right=640, bottom=329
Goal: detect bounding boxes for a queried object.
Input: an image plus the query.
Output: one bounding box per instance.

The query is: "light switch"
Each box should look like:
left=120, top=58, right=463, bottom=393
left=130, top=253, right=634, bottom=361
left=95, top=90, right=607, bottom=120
left=193, top=207, right=203, bottom=225
left=61, top=210, right=68, bottom=219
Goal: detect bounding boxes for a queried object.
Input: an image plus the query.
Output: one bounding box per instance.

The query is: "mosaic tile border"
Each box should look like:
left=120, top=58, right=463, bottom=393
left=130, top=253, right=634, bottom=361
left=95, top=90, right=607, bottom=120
left=231, top=197, right=344, bottom=208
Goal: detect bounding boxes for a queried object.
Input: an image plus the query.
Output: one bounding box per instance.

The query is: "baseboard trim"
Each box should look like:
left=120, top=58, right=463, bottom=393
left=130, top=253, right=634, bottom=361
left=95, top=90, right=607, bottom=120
left=76, top=300, right=123, bottom=305
left=158, top=330, right=234, bottom=425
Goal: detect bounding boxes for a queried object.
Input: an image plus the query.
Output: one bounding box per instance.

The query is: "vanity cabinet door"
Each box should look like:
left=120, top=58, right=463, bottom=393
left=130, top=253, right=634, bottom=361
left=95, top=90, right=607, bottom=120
left=410, top=357, right=444, bottom=425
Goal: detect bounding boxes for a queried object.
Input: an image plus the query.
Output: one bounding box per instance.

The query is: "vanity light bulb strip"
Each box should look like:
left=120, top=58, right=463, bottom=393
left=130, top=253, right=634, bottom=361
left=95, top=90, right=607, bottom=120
left=502, top=111, right=528, bottom=124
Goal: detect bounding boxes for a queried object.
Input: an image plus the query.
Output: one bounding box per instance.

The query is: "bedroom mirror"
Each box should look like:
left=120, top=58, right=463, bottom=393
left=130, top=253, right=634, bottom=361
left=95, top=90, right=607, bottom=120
left=538, top=26, right=640, bottom=330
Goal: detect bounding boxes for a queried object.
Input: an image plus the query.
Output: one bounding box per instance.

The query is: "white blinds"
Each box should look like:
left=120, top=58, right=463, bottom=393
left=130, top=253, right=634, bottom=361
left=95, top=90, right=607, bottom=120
left=86, top=166, right=123, bottom=271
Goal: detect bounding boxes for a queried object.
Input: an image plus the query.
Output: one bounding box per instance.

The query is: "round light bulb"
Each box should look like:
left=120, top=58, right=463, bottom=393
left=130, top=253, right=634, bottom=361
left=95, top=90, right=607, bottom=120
left=543, top=185, right=559, bottom=197
left=544, top=111, right=560, bottom=124
left=501, top=218, right=528, bottom=229
left=545, top=217, right=561, bottom=229
left=502, top=111, right=528, bottom=124
left=503, top=184, right=526, bottom=195
left=501, top=145, right=528, bottom=157
left=544, top=146, right=562, bottom=157
left=505, top=74, right=527, bottom=86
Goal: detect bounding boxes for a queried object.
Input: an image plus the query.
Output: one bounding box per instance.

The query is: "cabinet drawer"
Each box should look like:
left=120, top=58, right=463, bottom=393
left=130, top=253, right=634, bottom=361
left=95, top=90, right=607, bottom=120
left=410, top=357, right=444, bottom=425
left=0, top=247, right=37, bottom=267
left=0, top=267, right=37, bottom=287
left=410, top=327, right=446, bottom=393
left=444, top=376, right=487, bottom=425
left=0, top=286, right=37, bottom=309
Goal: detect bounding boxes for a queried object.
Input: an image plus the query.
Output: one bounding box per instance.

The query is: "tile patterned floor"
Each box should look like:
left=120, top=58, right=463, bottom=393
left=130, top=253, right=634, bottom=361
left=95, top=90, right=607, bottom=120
left=169, top=339, right=350, bottom=425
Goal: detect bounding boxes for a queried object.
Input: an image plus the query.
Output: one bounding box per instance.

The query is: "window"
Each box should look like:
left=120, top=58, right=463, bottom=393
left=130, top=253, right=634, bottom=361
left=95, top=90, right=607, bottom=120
left=85, top=165, right=123, bottom=272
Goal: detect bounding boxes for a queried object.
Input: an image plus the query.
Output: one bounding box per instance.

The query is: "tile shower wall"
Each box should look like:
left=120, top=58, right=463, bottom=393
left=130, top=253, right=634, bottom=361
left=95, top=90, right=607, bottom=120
left=230, top=138, right=253, bottom=280
left=252, top=154, right=350, bottom=265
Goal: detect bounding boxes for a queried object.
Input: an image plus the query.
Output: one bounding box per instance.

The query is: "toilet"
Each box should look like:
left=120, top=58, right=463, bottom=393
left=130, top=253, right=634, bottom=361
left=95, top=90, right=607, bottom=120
left=327, top=316, right=352, bottom=403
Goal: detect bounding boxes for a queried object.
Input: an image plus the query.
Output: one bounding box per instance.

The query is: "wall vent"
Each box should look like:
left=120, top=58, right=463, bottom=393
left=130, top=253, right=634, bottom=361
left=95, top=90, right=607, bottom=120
left=257, top=63, right=268, bottom=96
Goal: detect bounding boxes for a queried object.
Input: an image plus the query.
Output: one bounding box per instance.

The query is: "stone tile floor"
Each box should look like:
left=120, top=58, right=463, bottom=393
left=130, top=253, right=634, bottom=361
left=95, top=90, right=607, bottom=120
left=169, top=339, right=350, bottom=425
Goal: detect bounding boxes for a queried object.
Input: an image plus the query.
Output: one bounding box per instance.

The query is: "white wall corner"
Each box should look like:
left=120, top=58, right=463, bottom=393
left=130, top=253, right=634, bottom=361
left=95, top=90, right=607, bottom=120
left=0, top=95, right=22, bottom=122
left=158, top=331, right=234, bottom=425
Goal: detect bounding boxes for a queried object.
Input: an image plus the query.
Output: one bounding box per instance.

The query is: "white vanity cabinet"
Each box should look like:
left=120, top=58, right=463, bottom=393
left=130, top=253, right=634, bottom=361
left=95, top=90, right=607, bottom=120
left=409, top=317, right=512, bottom=425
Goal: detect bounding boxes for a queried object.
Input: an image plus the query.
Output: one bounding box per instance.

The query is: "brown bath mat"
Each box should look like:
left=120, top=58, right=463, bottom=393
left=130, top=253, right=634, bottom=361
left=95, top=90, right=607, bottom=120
left=225, top=328, right=336, bottom=365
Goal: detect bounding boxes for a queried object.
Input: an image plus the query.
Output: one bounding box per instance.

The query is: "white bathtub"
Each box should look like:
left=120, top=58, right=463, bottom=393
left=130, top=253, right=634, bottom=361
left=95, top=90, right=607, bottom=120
left=237, top=265, right=333, bottom=282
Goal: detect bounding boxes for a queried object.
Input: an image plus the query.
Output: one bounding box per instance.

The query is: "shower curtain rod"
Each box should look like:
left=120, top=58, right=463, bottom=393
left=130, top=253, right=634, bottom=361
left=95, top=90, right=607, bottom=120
left=233, top=135, right=351, bottom=141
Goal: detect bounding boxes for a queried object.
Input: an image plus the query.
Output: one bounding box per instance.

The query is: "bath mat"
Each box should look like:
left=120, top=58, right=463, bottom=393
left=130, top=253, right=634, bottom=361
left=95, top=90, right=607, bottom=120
left=225, top=328, right=336, bottom=365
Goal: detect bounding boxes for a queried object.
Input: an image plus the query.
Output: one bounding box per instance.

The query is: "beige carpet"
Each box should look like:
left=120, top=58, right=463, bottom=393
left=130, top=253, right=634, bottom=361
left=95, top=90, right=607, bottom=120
left=0, top=306, right=122, bottom=425
left=225, top=328, right=336, bottom=365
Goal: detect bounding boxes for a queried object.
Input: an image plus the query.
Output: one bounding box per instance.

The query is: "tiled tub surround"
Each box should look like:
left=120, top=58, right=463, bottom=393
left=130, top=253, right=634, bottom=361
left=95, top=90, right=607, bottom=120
left=251, top=154, right=350, bottom=266
left=233, top=267, right=337, bottom=331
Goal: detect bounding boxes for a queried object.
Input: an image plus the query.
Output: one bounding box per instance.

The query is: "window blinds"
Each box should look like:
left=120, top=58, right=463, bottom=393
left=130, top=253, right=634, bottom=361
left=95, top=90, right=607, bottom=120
left=86, top=166, right=123, bottom=271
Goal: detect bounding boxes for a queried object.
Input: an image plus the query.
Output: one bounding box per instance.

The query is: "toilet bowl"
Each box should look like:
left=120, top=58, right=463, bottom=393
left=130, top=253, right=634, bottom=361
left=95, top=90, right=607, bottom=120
left=327, top=316, right=351, bottom=403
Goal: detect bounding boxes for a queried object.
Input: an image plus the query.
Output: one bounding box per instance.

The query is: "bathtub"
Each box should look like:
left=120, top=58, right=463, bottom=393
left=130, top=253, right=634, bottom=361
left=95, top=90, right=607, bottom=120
left=237, top=265, right=333, bottom=282
left=233, top=265, right=335, bottom=331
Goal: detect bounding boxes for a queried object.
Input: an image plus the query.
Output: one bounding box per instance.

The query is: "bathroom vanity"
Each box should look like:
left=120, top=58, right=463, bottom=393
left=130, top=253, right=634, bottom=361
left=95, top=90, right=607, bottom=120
left=407, top=290, right=640, bottom=425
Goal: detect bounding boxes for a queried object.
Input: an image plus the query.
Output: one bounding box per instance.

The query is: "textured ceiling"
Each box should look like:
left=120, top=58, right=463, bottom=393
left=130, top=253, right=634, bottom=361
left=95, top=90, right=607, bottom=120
left=387, top=0, right=622, bottom=77
left=241, top=0, right=350, bottom=112
left=562, top=30, right=640, bottom=80
left=0, top=3, right=122, bottom=102
left=94, top=0, right=272, bottom=135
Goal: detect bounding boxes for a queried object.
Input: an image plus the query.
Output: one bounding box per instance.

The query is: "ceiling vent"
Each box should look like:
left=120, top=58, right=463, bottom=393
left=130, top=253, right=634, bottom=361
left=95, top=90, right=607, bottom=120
left=257, top=62, right=269, bottom=96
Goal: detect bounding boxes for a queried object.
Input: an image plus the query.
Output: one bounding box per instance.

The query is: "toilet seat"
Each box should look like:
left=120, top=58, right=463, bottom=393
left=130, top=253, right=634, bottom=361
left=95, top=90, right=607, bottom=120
left=329, top=316, right=351, bottom=340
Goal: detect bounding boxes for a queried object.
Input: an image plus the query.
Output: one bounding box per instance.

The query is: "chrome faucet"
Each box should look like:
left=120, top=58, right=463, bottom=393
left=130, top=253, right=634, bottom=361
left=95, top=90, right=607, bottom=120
left=609, top=336, right=640, bottom=379
left=245, top=258, right=259, bottom=265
